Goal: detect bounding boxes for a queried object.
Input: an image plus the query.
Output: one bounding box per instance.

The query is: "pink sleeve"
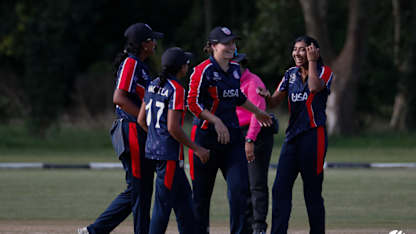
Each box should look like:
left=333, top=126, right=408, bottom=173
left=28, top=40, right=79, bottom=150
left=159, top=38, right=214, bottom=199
left=246, top=77, right=266, bottom=141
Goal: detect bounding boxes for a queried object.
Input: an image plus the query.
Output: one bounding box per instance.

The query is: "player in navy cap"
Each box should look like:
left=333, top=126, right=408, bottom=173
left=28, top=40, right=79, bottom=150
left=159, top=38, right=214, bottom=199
left=78, top=23, right=163, bottom=234
left=138, top=47, right=210, bottom=234
left=259, top=35, right=334, bottom=234
left=187, top=26, right=272, bottom=234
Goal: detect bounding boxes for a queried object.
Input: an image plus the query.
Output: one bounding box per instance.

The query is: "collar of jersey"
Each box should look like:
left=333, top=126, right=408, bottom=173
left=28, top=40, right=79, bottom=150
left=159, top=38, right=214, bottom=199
left=209, top=56, right=234, bottom=74
left=127, top=53, right=149, bottom=71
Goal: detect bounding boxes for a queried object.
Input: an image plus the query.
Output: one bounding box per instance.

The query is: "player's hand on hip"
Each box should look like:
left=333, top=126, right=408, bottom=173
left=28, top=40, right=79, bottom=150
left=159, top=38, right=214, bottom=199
left=213, top=118, right=230, bottom=144
left=195, top=146, right=210, bottom=164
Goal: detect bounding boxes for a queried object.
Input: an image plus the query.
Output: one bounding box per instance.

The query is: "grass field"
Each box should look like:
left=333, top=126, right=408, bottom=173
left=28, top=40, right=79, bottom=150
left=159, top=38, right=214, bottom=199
left=0, top=168, right=415, bottom=233
left=1, top=124, right=415, bottom=163
left=0, top=124, right=415, bottom=233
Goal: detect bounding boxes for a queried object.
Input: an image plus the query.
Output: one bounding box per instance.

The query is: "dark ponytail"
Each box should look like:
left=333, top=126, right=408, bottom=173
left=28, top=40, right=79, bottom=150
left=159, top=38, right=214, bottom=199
left=155, top=65, right=182, bottom=92
left=203, top=41, right=214, bottom=55
left=112, top=42, right=143, bottom=77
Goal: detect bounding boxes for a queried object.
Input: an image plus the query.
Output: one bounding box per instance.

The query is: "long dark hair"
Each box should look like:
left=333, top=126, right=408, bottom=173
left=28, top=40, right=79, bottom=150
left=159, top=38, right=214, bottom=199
left=203, top=41, right=215, bottom=55
left=154, top=65, right=182, bottom=92
left=112, top=41, right=142, bottom=77
left=293, top=35, right=324, bottom=66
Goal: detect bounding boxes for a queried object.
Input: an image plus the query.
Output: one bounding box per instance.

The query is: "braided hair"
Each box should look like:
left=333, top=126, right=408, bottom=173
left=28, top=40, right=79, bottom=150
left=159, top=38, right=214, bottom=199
left=155, top=64, right=182, bottom=93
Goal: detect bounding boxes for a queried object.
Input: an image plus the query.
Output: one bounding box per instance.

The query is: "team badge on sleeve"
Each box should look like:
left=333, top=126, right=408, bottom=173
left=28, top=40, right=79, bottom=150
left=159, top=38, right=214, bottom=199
left=289, top=73, right=296, bottom=84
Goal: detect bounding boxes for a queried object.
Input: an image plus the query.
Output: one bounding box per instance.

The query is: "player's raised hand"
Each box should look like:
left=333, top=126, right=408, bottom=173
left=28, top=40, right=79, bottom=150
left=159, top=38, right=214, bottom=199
left=306, top=42, right=320, bottom=62
left=194, top=146, right=210, bottom=164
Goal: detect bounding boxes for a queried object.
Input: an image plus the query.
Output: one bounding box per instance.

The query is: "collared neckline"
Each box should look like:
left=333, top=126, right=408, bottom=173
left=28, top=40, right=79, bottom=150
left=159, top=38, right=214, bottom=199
left=209, top=56, right=234, bottom=74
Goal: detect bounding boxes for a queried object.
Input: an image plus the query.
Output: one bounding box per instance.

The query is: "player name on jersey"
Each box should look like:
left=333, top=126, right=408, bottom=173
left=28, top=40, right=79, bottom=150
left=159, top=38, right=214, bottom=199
left=148, top=84, right=169, bottom=97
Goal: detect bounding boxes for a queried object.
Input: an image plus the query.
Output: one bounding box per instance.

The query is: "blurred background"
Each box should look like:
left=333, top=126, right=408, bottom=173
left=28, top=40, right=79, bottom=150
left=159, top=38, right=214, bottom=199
left=1, top=0, right=416, bottom=136
left=0, top=0, right=415, bottom=233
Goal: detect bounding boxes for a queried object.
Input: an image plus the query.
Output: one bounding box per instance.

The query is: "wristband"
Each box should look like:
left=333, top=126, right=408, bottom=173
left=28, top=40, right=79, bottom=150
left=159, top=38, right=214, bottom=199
left=245, top=138, right=254, bottom=143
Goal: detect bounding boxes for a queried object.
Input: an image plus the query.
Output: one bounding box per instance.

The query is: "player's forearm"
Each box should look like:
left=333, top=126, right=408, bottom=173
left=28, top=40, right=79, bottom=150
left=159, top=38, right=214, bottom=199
left=308, top=61, right=324, bottom=93
left=199, top=110, right=222, bottom=125
left=113, top=89, right=140, bottom=117
left=137, top=104, right=148, bottom=132
left=268, top=90, right=285, bottom=108
left=168, top=126, right=200, bottom=151
left=241, top=99, right=262, bottom=115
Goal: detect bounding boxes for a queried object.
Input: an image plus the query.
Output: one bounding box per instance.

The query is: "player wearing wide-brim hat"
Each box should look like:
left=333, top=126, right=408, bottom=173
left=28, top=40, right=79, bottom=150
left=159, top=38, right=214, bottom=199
left=78, top=22, right=163, bottom=234
left=138, top=47, right=210, bottom=234
left=187, top=26, right=272, bottom=234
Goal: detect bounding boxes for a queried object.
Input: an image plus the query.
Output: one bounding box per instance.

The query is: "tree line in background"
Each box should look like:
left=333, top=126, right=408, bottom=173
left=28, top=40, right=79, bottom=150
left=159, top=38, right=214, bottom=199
left=1, top=0, right=415, bottom=136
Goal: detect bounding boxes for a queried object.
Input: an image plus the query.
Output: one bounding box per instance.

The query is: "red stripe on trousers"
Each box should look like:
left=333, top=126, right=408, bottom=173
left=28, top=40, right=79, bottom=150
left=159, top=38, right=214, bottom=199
left=316, top=126, right=325, bottom=175
left=188, top=125, right=198, bottom=180
left=164, top=160, right=176, bottom=190
left=128, top=122, right=141, bottom=178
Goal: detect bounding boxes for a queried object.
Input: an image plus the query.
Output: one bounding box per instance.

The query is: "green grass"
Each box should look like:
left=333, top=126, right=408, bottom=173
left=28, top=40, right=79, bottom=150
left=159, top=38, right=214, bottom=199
left=0, top=168, right=415, bottom=229
left=1, top=124, right=415, bottom=163
left=0, top=125, right=117, bottom=163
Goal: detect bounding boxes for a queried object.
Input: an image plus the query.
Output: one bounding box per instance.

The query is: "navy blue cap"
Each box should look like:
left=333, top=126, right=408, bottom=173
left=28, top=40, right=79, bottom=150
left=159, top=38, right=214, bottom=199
left=208, top=26, right=241, bottom=44
left=124, top=23, right=164, bottom=44
left=162, top=47, right=192, bottom=69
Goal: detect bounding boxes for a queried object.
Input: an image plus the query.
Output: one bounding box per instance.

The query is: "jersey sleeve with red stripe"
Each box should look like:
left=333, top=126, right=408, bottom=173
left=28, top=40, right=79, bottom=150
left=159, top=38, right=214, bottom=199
left=168, top=79, right=185, bottom=111
left=117, top=57, right=137, bottom=92
left=319, top=65, right=334, bottom=90
left=187, top=59, right=211, bottom=118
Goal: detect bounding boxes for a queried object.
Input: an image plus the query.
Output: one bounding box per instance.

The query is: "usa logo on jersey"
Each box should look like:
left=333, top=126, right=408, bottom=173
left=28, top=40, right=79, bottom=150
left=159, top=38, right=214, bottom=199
left=291, top=92, right=308, bottom=102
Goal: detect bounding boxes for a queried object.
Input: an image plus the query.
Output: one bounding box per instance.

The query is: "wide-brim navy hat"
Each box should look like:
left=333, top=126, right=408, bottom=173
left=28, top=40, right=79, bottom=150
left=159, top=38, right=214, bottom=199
left=208, top=26, right=241, bottom=44
left=124, top=23, right=164, bottom=44
left=162, top=47, right=192, bottom=69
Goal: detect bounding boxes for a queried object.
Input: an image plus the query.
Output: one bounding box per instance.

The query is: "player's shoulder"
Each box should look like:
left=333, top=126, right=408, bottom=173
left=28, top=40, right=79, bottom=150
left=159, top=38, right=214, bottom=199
left=148, top=77, right=159, bottom=87
left=320, top=65, right=332, bottom=73
left=194, top=59, right=213, bottom=71
left=286, top=66, right=298, bottom=73
left=229, top=60, right=240, bottom=67
left=282, top=66, right=298, bottom=78
left=166, top=78, right=185, bottom=92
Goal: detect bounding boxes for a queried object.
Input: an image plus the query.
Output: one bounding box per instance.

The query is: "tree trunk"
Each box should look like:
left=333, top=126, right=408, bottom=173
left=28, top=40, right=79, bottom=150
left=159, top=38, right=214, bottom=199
left=299, top=0, right=368, bottom=135
left=389, top=0, right=408, bottom=130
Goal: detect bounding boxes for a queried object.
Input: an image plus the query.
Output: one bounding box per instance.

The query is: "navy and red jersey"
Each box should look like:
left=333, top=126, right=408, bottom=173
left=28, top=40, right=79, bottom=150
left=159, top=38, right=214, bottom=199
left=144, top=76, right=185, bottom=161
left=277, top=65, right=334, bottom=141
left=187, top=56, right=247, bottom=130
left=115, top=54, right=152, bottom=122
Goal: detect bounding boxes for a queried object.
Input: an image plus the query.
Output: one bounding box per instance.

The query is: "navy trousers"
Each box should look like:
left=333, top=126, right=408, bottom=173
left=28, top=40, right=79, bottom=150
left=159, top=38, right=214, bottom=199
left=88, top=121, right=154, bottom=234
left=149, top=160, right=195, bottom=234
left=271, top=126, right=327, bottom=234
left=190, top=126, right=251, bottom=234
